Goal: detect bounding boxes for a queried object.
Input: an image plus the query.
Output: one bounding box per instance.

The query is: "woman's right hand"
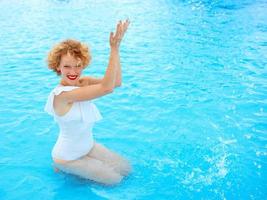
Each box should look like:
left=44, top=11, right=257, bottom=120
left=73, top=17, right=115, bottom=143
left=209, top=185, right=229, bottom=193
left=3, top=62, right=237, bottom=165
left=110, top=19, right=130, bottom=49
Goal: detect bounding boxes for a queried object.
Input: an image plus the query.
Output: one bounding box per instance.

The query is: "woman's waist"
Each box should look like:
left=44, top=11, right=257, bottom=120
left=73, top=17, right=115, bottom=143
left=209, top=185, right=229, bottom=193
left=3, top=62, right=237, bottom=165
left=56, top=133, right=93, bottom=146
left=52, top=138, right=94, bottom=162
left=59, top=124, right=93, bottom=133
left=58, top=130, right=92, bottom=139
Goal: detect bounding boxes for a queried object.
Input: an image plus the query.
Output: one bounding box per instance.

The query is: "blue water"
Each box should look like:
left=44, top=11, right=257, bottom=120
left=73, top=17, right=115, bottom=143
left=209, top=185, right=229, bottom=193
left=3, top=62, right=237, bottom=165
left=0, top=0, right=266, bottom=199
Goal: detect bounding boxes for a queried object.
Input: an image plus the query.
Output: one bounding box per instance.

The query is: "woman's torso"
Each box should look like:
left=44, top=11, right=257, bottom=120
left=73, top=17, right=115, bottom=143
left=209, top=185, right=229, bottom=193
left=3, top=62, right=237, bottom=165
left=44, top=85, right=103, bottom=163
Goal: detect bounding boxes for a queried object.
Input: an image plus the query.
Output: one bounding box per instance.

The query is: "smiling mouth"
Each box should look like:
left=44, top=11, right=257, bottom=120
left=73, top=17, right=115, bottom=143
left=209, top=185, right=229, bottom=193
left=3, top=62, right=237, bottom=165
left=67, top=75, right=78, bottom=80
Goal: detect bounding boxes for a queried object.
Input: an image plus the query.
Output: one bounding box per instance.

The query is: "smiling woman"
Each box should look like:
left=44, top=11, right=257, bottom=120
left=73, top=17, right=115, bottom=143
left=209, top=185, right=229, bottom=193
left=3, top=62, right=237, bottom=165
left=47, top=39, right=91, bottom=76
left=44, top=19, right=132, bottom=185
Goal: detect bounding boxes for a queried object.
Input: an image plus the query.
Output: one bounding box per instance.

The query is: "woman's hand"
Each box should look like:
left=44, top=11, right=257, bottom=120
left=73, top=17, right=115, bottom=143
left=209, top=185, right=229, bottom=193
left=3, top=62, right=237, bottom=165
left=109, top=19, right=130, bottom=50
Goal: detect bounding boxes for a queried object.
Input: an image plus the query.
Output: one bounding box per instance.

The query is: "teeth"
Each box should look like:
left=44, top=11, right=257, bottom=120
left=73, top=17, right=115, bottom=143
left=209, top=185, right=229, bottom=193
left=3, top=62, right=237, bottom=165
left=68, top=75, right=77, bottom=79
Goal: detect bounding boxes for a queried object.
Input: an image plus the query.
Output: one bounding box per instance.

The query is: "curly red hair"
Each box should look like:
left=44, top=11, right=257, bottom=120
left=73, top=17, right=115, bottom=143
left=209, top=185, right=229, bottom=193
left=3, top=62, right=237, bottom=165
left=47, top=39, right=91, bottom=75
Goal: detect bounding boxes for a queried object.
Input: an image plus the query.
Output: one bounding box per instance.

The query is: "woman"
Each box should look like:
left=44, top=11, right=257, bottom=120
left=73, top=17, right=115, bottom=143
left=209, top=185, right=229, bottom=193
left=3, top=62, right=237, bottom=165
left=44, top=19, right=131, bottom=185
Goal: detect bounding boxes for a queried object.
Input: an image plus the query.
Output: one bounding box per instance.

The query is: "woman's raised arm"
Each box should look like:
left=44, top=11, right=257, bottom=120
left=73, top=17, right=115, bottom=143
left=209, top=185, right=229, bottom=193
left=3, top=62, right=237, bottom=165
left=57, top=20, right=130, bottom=103
left=101, top=19, right=130, bottom=90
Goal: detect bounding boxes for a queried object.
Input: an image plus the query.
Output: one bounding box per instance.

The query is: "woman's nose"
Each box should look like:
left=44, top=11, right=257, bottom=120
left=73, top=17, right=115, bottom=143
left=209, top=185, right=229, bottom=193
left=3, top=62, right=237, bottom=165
left=70, top=66, right=78, bottom=73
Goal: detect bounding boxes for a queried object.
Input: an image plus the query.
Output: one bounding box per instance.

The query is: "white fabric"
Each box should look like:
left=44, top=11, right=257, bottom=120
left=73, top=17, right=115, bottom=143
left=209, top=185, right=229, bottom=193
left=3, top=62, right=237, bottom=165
left=44, top=85, right=103, bottom=161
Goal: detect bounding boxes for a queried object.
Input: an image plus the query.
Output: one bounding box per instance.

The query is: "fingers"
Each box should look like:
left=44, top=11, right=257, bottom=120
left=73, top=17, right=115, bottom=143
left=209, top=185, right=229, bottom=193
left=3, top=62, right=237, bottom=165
left=109, top=32, right=114, bottom=43
left=121, top=19, right=130, bottom=36
left=124, top=19, right=130, bottom=30
left=115, top=20, right=123, bottom=39
left=110, top=19, right=130, bottom=48
left=115, top=21, right=121, bottom=38
left=114, top=19, right=130, bottom=39
left=110, top=32, right=114, bottom=39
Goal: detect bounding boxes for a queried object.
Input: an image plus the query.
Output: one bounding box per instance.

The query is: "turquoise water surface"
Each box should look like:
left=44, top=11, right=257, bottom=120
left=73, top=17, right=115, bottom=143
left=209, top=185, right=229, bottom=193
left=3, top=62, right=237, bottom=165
left=0, top=0, right=266, bottom=199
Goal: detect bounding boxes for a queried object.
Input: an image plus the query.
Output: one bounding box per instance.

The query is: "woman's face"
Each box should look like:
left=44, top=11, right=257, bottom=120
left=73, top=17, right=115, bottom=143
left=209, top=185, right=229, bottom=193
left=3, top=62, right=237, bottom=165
left=57, top=53, right=84, bottom=86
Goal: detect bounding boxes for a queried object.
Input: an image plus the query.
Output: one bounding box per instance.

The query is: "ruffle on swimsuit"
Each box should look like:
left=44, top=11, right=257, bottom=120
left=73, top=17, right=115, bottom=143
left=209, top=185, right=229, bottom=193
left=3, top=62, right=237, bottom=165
left=44, top=85, right=103, bottom=123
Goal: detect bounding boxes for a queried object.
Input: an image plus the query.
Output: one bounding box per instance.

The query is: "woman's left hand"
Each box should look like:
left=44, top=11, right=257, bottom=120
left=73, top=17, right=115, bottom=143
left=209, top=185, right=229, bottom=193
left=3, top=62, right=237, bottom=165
left=110, top=19, right=130, bottom=49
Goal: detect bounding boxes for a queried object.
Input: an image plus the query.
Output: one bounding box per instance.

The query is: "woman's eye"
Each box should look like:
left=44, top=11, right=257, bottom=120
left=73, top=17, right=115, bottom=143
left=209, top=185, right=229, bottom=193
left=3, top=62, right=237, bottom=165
left=64, top=65, right=70, bottom=68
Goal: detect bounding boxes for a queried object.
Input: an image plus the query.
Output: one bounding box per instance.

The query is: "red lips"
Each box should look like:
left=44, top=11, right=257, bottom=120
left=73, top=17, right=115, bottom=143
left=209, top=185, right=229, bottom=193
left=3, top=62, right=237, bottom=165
left=67, top=75, right=78, bottom=80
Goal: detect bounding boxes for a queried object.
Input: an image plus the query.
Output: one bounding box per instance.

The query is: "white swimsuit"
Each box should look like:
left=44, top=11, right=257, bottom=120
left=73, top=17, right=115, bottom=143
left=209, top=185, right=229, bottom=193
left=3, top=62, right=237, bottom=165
left=44, top=85, right=103, bottom=161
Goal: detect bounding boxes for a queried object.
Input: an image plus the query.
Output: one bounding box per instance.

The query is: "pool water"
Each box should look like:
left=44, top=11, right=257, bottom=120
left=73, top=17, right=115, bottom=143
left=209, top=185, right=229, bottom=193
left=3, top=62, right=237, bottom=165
left=0, top=0, right=266, bottom=199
